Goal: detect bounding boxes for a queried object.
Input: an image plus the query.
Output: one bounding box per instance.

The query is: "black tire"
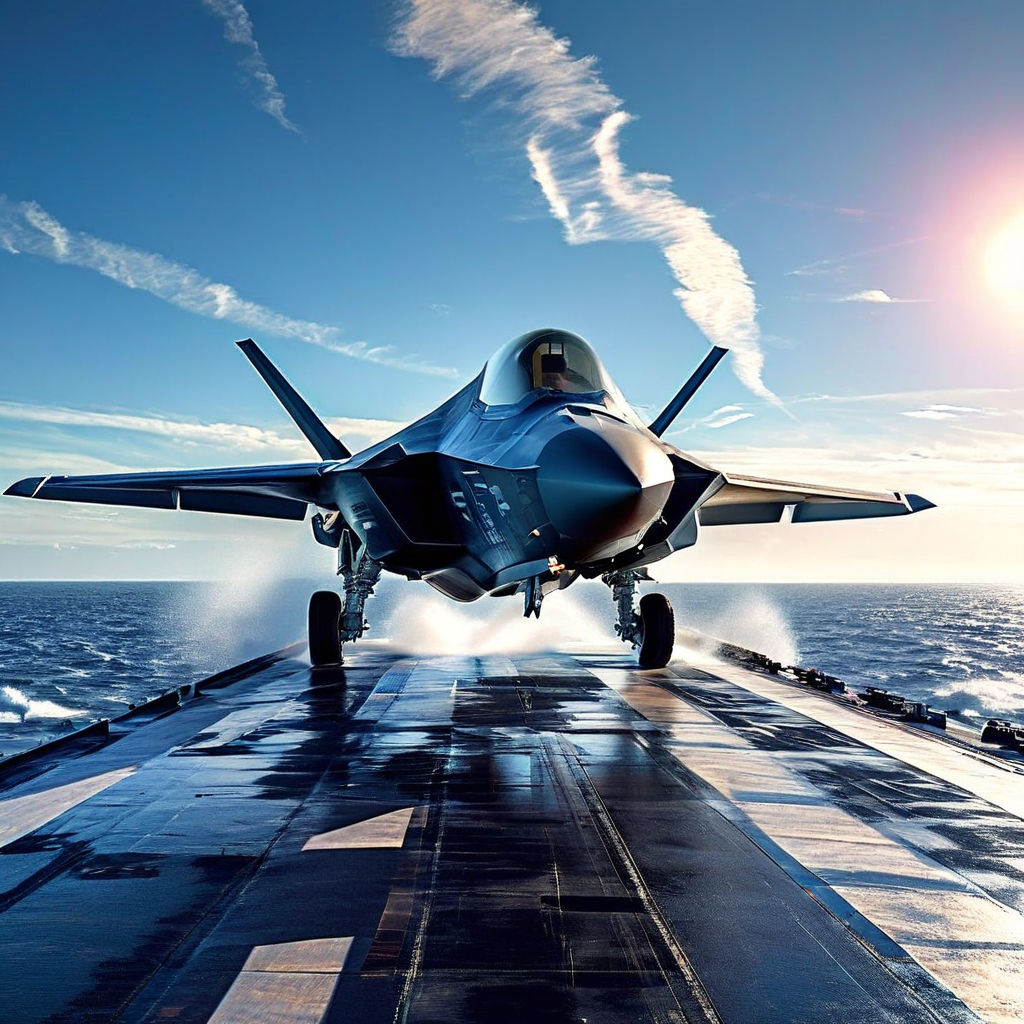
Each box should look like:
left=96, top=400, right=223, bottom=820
left=308, top=590, right=342, bottom=667
left=638, top=593, right=674, bottom=669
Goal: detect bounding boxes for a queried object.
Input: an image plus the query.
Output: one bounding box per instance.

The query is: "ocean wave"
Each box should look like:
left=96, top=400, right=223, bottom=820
left=932, top=673, right=1024, bottom=716
left=0, top=684, right=84, bottom=722
left=56, top=666, right=90, bottom=679
left=1, top=582, right=1022, bottom=753
left=79, top=641, right=118, bottom=662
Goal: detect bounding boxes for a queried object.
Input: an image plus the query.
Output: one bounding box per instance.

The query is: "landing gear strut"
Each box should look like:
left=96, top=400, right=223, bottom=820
left=338, top=533, right=382, bottom=645
left=603, top=569, right=675, bottom=669
left=307, top=531, right=382, bottom=667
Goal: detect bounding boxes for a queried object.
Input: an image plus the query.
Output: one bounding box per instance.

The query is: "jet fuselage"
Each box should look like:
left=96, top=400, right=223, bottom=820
left=323, top=376, right=716, bottom=602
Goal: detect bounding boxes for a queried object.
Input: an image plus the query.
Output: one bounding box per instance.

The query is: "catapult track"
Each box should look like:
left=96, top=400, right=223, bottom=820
left=1, top=642, right=1022, bottom=1023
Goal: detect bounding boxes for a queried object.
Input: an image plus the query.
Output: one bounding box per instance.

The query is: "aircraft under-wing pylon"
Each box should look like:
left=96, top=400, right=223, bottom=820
left=5, top=330, right=934, bottom=667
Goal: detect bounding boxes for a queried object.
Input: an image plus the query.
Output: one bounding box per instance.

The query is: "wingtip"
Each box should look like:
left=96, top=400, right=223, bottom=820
left=4, top=476, right=45, bottom=498
left=236, top=338, right=256, bottom=350
left=906, top=493, right=936, bottom=513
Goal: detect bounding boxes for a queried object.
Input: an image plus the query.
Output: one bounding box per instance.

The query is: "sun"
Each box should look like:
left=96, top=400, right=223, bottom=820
left=984, top=208, right=1024, bottom=296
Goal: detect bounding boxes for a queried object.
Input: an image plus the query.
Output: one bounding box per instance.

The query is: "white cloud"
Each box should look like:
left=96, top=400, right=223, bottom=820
left=0, top=400, right=304, bottom=452
left=897, top=403, right=997, bottom=422
left=706, top=412, right=754, bottom=429
left=666, top=403, right=753, bottom=434
left=394, top=0, right=777, bottom=404
left=900, top=404, right=991, bottom=421
left=837, top=289, right=925, bottom=304
left=794, top=386, right=1024, bottom=409
left=0, top=400, right=402, bottom=459
left=201, top=0, right=299, bottom=133
left=0, top=196, right=458, bottom=378
left=902, top=409, right=960, bottom=420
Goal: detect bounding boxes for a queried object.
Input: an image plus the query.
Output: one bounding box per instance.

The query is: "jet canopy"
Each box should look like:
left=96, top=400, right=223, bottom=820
left=479, top=329, right=624, bottom=407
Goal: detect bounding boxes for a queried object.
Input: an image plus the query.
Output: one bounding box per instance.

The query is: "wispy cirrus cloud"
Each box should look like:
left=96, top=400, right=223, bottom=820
left=669, top=404, right=754, bottom=434
left=901, top=404, right=989, bottom=421
left=393, top=0, right=778, bottom=405
left=706, top=411, right=754, bottom=429
left=749, top=193, right=871, bottom=218
left=836, top=289, right=926, bottom=304
left=201, top=0, right=299, bottom=133
left=788, top=236, right=929, bottom=278
left=794, top=386, right=1024, bottom=408
left=0, top=196, right=457, bottom=378
left=0, top=400, right=402, bottom=458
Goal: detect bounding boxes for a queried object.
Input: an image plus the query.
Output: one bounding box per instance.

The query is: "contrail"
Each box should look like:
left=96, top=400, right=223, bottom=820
left=0, top=196, right=458, bottom=378
left=201, top=0, right=300, bottom=133
left=394, top=0, right=779, bottom=404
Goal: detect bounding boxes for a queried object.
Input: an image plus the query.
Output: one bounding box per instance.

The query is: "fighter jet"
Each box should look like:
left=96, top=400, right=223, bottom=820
left=5, top=329, right=934, bottom=668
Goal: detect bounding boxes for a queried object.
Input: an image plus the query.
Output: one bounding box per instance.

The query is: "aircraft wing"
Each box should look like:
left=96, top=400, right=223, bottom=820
left=4, top=462, right=328, bottom=520
left=698, top=472, right=934, bottom=526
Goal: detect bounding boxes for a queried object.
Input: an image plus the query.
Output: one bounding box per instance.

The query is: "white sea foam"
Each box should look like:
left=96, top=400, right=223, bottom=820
left=81, top=642, right=117, bottom=662
left=0, top=684, right=82, bottom=723
left=933, top=672, right=1024, bottom=715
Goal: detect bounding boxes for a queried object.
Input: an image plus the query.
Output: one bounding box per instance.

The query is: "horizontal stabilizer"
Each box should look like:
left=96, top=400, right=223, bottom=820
left=649, top=346, right=728, bottom=437
left=698, top=473, right=935, bottom=526
left=4, top=462, right=325, bottom=520
left=237, top=339, right=350, bottom=460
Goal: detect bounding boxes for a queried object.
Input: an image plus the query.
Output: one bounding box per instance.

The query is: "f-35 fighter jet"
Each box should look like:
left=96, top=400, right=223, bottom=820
left=6, top=330, right=934, bottom=667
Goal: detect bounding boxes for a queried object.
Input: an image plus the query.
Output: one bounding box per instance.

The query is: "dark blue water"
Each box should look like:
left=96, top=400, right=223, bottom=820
left=659, top=583, right=1024, bottom=723
left=0, top=580, right=313, bottom=758
left=0, top=581, right=1021, bottom=757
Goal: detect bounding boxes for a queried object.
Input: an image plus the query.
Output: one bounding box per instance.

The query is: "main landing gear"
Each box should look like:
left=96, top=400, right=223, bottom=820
left=308, top=533, right=382, bottom=668
left=603, top=569, right=675, bottom=669
left=308, top=591, right=343, bottom=667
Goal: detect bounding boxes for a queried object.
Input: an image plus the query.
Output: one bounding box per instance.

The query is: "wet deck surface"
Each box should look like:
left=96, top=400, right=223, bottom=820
left=1, top=644, right=1022, bottom=1023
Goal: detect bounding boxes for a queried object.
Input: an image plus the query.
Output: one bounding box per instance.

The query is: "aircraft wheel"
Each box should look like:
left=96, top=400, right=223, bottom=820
left=308, top=590, right=342, bottom=666
left=638, top=593, right=674, bottom=669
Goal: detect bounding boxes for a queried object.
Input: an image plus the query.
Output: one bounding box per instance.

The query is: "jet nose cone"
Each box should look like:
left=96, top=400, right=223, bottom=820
left=537, top=422, right=674, bottom=556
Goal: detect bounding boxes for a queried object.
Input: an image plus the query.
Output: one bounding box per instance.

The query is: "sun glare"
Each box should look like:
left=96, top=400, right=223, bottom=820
left=984, top=209, right=1024, bottom=297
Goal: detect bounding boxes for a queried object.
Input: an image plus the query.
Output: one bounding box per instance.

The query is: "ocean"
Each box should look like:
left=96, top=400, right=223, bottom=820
left=1, top=580, right=1021, bottom=758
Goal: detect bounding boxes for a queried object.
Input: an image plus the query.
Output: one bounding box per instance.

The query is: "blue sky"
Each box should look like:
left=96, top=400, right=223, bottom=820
left=1, top=0, right=1022, bottom=581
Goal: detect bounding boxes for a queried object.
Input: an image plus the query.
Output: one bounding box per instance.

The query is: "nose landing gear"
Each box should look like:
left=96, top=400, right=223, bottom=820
left=603, top=569, right=675, bottom=669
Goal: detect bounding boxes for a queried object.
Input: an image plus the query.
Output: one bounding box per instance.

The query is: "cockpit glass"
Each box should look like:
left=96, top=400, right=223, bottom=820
left=479, top=329, right=621, bottom=407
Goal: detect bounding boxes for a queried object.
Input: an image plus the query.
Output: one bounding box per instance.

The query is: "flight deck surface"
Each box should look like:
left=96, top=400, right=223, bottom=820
left=1, top=643, right=1022, bottom=1023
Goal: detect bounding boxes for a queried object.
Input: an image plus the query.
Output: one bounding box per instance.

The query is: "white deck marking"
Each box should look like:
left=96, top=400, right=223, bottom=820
left=302, top=807, right=416, bottom=851
left=183, top=701, right=304, bottom=751
left=594, top=667, right=1024, bottom=1024
left=698, top=654, right=1024, bottom=821
left=206, top=937, right=353, bottom=1024
left=0, top=766, right=136, bottom=849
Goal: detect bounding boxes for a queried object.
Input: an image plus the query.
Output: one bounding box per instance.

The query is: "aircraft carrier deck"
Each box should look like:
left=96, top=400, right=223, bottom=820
left=1, top=640, right=1022, bottom=1023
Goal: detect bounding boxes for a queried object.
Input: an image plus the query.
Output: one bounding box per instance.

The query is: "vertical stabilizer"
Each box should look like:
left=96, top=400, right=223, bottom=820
left=648, top=347, right=728, bottom=437
left=237, top=339, right=350, bottom=460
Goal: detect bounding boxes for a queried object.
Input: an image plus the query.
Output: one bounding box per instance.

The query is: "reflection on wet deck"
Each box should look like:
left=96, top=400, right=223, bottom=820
left=0, top=643, right=1021, bottom=1023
